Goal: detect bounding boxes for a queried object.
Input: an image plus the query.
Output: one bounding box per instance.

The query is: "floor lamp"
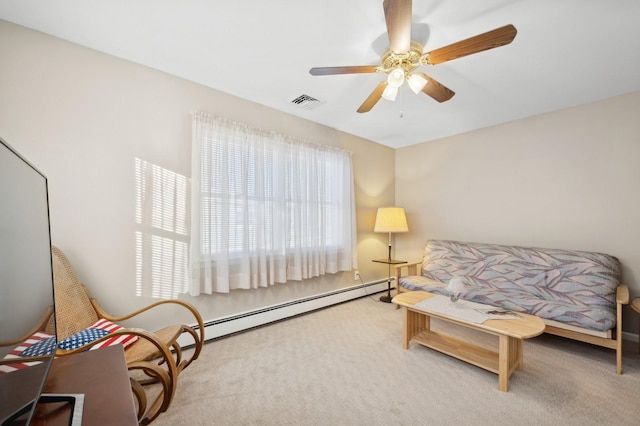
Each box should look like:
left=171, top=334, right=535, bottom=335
left=373, top=207, right=408, bottom=303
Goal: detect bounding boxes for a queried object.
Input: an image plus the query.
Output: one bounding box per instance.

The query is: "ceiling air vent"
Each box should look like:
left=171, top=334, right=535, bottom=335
left=289, top=94, right=323, bottom=110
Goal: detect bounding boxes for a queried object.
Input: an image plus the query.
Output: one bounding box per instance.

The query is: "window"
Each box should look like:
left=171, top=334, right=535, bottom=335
left=189, top=113, right=357, bottom=295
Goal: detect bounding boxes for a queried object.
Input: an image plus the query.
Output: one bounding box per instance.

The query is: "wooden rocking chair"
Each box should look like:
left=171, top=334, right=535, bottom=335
left=45, top=246, right=205, bottom=425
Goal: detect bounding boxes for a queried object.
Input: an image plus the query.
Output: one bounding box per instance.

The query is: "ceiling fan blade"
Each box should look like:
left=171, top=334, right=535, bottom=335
left=383, top=0, right=412, bottom=53
left=357, top=81, right=387, bottom=113
left=424, top=24, right=517, bottom=65
left=309, top=66, right=378, bottom=76
left=415, top=72, right=455, bottom=103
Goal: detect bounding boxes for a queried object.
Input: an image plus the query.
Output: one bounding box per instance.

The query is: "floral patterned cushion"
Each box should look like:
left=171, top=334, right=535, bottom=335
left=399, top=240, right=620, bottom=331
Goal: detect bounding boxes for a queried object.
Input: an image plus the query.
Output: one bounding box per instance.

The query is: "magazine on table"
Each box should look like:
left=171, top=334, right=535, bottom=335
left=414, top=295, right=522, bottom=323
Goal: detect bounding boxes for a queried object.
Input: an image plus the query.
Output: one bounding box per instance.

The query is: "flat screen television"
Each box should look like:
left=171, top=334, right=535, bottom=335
left=0, top=137, right=58, bottom=425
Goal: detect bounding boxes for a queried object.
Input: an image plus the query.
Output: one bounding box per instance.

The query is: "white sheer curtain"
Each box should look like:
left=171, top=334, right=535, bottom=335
left=189, top=113, right=357, bottom=295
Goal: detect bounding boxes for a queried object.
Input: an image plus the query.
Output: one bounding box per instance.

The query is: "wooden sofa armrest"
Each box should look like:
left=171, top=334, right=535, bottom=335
left=616, top=284, right=629, bottom=305
left=614, top=284, right=628, bottom=374
left=394, top=261, right=422, bottom=279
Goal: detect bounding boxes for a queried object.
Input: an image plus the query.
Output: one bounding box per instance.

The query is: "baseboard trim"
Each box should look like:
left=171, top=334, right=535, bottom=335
left=177, top=279, right=393, bottom=346
left=622, top=331, right=639, bottom=344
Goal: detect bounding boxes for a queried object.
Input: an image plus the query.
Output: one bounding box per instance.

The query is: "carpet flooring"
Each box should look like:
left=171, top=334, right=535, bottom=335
left=155, top=295, right=640, bottom=425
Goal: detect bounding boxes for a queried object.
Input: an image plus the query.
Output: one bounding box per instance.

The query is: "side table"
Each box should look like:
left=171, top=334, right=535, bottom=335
left=372, top=258, right=407, bottom=303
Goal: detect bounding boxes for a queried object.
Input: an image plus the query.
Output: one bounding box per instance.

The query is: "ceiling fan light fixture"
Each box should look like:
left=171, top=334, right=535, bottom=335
left=309, top=0, right=516, bottom=114
left=408, top=73, right=428, bottom=94
left=386, top=68, right=405, bottom=88
left=381, top=85, right=398, bottom=101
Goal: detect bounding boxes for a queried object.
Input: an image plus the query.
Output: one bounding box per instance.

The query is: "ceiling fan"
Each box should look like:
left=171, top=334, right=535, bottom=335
left=309, top=0, right=517, bottom=113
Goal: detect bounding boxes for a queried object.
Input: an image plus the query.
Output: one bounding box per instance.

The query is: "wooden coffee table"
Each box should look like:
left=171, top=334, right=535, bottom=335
left=393, top=291, right=545, bottom=392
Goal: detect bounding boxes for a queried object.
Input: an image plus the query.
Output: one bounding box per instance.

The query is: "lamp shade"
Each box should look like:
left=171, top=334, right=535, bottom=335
left=381, top=85, right=398, bottom=101
left=374, top=207, right=408, bottom=233
left=387, top=68, right=406, bottom=88
left=407, top=73, right=428, bottom=94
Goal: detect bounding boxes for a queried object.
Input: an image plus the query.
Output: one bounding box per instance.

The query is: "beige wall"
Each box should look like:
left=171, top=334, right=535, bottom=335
left=396, top=91, right=640, bottom=333
left=0, top=20, right=396, bottom=329
left=3, top=18, right=638, bottom=335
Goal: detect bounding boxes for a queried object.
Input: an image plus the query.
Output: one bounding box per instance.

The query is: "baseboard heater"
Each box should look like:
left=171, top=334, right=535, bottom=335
left=177, top=279, right=393, bottom=346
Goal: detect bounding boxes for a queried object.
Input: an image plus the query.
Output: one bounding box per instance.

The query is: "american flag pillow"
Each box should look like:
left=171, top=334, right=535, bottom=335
left=56, top=319, right=139, bottom=351
left=87, top=319, right=139, bottom=350
left=1, top=320, right=138, bottom=374
left=58, top=328, right=110, bottom=351
left=0, top=331, right=54, bottom=374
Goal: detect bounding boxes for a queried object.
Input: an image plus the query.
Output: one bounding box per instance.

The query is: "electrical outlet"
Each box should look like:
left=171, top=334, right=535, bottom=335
left=354, top=270, right=360, bottom=281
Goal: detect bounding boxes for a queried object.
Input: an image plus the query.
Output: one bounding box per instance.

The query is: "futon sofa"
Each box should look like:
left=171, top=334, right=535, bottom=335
left=394, top=239, right=629, bottom=373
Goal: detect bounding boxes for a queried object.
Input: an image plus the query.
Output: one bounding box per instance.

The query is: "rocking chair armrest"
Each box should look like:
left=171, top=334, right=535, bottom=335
left=0, top=306, right=54, bottom=347
left=90, top=299, right=205, bottom=346
left=115, top=328, right=179, bottom=411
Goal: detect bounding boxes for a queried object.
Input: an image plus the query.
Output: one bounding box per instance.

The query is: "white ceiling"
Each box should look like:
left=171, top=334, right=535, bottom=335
left=1, top=0, right=639, bottom=148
